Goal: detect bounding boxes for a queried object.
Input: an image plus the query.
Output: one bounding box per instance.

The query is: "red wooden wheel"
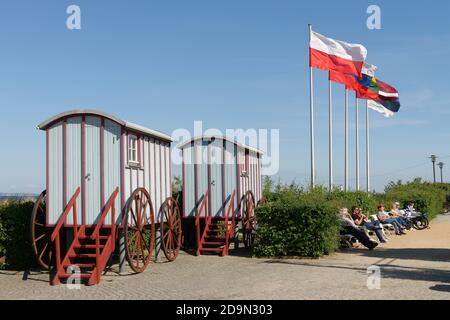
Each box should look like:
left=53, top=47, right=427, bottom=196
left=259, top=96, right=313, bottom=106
left=30, top=190, right=53, bottom=270
left=160, top=197, right=182, bottom=262
left=242, top=191, right=256, bottom=250
left=124, top=188, right=155, bottom=273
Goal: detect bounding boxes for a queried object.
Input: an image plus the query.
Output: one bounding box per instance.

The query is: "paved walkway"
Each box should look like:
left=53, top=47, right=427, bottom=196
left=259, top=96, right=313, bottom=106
left=1, top=214, right=450, bottom=300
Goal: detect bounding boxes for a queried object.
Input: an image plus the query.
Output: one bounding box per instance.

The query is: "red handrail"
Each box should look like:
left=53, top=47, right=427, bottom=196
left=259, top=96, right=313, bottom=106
left=195, top=190, right=209, bottom=254
left=51, top=187, right=81, bottom=273
left=195, top=190, right=209, bottom=226
left=51, top=187, right=81, bottom=241
left=91, top=187, right=119, bottom=281
left=222, top=190, right=236, bottom=256
left=91, top=187, right=120, bottom=239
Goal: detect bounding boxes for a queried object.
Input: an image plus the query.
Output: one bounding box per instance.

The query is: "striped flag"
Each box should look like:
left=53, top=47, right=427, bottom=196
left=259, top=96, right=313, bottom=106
left=368, top=100, right=401, bottom=118
left=310, top=30, right=368, bottom=77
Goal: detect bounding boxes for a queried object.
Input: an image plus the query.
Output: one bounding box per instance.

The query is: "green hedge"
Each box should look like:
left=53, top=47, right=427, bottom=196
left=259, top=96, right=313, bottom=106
left=254, top=188, right=340, bottom=258
left=0, top=201, right=35, bottom=270
left=255, top=178, right=450, bottom=258
left=384, top=179, right=450, bottom=220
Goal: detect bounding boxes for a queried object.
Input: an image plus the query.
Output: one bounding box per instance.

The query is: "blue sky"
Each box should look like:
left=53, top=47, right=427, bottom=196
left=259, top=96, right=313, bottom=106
left=0, top=0, right=449, bottom=193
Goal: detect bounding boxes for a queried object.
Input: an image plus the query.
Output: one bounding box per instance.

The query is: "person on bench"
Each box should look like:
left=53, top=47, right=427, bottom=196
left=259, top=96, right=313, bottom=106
left=339, top=208, right=378, bottom=250
left=351, top=206, right=388, bottom=243
left=405, top=201, right=419, bottom=218
left=377, top=205, right=406, bottom=235
left=390, top=202, right=413, bottom=230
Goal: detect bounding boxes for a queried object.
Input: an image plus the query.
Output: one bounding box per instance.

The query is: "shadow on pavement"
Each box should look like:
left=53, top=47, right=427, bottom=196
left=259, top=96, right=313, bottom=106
left=263, top=258, right=450, bottom=286
left=430, top=284, right=450, bottom=293
left=340, top=247, right=450, bottom=263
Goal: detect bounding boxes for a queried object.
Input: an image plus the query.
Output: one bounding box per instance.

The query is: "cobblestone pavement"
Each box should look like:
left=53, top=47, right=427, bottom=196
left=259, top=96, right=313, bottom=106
left=1, top=214, right=450, bottom=300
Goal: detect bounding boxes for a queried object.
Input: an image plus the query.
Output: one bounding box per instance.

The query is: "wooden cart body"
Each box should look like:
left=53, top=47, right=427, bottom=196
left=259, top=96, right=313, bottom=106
left=39, top=110, right=172, bottom=226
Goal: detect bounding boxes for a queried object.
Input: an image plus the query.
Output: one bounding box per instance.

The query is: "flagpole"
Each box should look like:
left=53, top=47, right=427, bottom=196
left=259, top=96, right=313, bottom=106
left=366, top=99, right=370, bottom=192
left=328, top=75, right=333, bottom=190
left=309, top=24, right=315, bottom=188
left=344, top=88, right=348, bottom=192
left=356, top=94, right=360, bottom=191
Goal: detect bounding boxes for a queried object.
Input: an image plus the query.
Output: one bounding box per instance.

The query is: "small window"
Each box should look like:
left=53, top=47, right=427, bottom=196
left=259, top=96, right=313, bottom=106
left=241, top=149, right=250, bottom=177
left=245, top=149, right=250, bottom=172
left=128, top=135, right=138, bottom=164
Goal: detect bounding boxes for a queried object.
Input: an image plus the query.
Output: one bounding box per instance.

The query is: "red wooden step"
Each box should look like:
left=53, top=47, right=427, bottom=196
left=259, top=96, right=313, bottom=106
left=207, top=228, right=227, bottom=232
left=205, top=235, right=226, bottom=239
left=202, top=241, right=225, bottom=246
left=70, top=253, right=97, bottom=259
left=79, top=235, right=109, bottom=240
left=75, top=244, right=105, bottom=249
left=199, top=248, right=223, bottom=252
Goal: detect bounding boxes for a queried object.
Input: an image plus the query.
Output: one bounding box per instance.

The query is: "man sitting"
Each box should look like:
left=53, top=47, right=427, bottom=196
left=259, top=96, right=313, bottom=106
left=351, top=206, right=388, bottom=243
left=339, top=208, right=378, bottom=250
left=390, top=203, right=413, bottom=230
left=377, top=205, right=406, bottom=235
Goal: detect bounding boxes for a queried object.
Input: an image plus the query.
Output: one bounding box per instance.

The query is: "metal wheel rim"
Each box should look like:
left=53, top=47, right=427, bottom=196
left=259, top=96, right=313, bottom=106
left=160, top=197, right=182, bottom=262
left=242, top=191, right=256, bottom=250
left=415, top=218, right=427, bottom=230
left=124, top=188, right=155, bottom=273
left=30, top=190, right=53, bottom=270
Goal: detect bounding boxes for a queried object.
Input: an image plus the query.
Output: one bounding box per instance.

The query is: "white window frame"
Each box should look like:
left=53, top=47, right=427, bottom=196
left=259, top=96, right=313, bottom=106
left=128, top=134, right=139, bottom=165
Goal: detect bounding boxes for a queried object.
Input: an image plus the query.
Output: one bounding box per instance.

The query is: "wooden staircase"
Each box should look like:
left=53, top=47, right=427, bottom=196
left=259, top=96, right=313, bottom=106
left=196, top=190, right=236, bottom=257
left=197, top=217, right=232, bottom=256
left=51, top=187, right=119, bottom=286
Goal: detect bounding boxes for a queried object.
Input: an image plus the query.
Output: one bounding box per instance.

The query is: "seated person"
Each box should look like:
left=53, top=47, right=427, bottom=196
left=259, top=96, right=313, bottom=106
left=377, top=205, right=406, bottom=235
left=390, top=203, right=412, bottom=230
left=404, top=201, right=418, bottom=217
left=393, top=202, right=407, bottom=216
left=351, top=206, right=388, bottom=243
left=339, top=208, right=378, bottom=250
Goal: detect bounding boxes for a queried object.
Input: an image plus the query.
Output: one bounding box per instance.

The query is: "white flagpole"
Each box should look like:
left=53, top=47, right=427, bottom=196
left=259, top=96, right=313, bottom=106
left=328, top=75, right=333, bottom=190
left=344, top=88, right=349, bottom=192
left=366, top=99, right=370, bottom=192
left=309, top=24, right=315, bottom=188
left=356, top=94, right=360, bottom=191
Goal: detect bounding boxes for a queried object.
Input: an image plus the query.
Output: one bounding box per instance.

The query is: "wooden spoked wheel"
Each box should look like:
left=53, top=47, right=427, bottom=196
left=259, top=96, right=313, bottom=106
left=242, top=191, right=257, bottom=251
left=160, top=197, right=182, bottom=262
left=124, top=188, right=155, bottom=273
left=30, top=190, right=53, bottom=270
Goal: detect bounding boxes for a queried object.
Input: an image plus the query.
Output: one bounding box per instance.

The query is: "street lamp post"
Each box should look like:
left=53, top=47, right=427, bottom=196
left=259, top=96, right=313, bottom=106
left=438, top=162, right=444, bottom=183
left=430, top=155, right=438, bottom=183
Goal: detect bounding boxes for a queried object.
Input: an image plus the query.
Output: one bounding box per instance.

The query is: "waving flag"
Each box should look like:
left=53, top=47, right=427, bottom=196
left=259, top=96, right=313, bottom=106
left=310, top=30, right=368, bottom=77
left=368, top=100, right=401, bottom=118
left=329, top=63, right=377, bottom=91
left=357, top=78, right=399, bottom=100
left=330, top=63, right=399, bottom=102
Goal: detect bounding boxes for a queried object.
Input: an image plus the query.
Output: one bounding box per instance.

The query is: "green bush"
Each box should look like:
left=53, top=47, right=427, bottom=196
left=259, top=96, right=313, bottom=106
left=0, top=201, right=35, bottom=270
left=254, top=189, right=340, bottom=258
left=254, top=177, right=450, bottom=258
left=384, top=179, right=450, bottom=220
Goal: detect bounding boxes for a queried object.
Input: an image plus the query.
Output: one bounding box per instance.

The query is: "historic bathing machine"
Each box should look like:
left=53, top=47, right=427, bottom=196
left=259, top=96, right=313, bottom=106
left=179, top=136, right=263, bottom=256
left=31, top=110, right=263, bottom=285
left=31, top=110, right=182, bottom=285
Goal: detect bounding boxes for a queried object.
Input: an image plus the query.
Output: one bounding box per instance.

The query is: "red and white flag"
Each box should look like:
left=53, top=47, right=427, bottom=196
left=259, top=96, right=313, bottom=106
left=310, top=30, right=367, bottom=77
